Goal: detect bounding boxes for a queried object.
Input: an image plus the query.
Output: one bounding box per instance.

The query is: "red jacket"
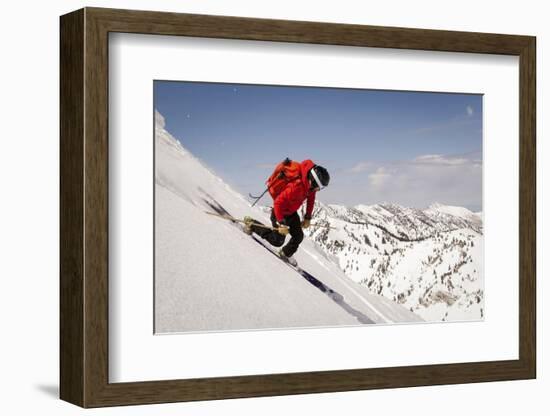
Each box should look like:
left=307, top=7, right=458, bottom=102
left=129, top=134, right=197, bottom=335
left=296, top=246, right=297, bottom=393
left=273, top=159, right=316, bottom=222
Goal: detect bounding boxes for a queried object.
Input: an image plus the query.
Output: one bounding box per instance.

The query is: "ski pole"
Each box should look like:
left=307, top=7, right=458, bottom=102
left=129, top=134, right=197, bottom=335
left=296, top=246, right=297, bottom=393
left=249, top=188, right=269, bottom=207
left=205, top=211, right=338, bottom=232
left=205, top=211, right=281, bottom=231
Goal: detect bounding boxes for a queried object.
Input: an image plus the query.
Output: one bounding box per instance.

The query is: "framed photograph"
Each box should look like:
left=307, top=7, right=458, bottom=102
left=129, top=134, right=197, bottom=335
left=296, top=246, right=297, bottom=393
left=60, top=7, right=536, bottom=408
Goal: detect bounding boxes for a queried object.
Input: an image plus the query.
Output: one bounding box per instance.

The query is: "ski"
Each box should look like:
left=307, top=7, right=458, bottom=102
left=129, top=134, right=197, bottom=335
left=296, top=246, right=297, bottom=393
left=204, top=210, right=372, bottom=323
left=251, top=235, right=303, bottom=272
left=205, top=211, right=299, bottom=266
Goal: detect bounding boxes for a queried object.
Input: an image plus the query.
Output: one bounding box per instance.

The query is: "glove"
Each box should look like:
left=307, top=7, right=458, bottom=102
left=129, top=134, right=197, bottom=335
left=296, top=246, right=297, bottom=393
left=301, top=219, right=311, bottom=229
left=277, top=225, right=290, bottom=236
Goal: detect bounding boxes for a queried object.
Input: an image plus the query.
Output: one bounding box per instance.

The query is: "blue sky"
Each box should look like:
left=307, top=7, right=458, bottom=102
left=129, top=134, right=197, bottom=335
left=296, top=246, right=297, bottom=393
left=154, top=81, right=483, bottom=211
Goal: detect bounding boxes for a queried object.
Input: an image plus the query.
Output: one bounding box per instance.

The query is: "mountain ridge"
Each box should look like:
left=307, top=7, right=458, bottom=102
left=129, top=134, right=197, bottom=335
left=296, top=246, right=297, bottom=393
left=303, top=200, right=484, bottom=322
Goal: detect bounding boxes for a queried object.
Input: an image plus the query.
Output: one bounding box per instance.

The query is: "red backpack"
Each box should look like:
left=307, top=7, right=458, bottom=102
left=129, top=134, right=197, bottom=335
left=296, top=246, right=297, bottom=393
left=266, top=158, right=301, bottom=199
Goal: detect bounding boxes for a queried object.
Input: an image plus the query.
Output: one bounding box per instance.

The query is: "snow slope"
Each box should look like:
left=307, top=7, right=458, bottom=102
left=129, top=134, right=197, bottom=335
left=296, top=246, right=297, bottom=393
left=154, top=111, right=421, bottom=333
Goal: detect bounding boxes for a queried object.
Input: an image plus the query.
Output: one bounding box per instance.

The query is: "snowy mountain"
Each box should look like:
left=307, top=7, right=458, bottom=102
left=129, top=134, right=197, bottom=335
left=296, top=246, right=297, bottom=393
left=304, top=201, right=484, bottom=322
left=154, top=110, right=421, bottom=333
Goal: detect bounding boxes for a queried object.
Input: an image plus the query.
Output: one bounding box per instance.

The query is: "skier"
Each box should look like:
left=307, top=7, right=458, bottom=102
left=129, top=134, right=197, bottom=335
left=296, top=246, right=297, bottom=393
left=244, top=159, right=330, bottom=266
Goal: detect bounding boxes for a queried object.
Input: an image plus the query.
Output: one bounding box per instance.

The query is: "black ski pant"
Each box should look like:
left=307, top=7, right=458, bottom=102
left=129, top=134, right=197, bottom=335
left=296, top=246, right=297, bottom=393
left=250, top=210, right=304, bottom=257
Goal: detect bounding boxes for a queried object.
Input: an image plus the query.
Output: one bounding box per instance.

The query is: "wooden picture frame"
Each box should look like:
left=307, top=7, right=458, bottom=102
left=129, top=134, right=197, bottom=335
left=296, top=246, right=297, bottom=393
left=60, top=7, right=536, bottom=408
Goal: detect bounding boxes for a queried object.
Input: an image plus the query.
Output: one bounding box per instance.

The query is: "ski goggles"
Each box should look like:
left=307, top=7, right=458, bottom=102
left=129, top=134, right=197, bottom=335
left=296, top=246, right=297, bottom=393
left=309, top=167, right=326, bottom=191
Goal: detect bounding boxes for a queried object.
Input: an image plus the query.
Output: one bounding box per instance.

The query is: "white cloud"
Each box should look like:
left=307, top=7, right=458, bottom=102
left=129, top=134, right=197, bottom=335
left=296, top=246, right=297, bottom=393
left=368, top=167, right=392, bottom=187
left=466, top=105, right=474, bottom=116
left=348, top=161, right=372, bottom=173
left=413, top=154, right=469, bottom=166
left=329, top=152, right=482, bottom=209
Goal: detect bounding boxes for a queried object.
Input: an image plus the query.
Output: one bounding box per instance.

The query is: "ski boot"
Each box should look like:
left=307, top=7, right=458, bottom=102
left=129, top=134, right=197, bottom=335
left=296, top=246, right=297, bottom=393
left=243, top=216, right=254, bottom=235
left=278, top=248, right=298, bottom=267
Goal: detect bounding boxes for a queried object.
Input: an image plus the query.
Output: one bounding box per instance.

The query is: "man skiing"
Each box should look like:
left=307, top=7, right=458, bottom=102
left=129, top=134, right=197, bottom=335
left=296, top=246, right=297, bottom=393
left=244, top=159, right=330, bottom=266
